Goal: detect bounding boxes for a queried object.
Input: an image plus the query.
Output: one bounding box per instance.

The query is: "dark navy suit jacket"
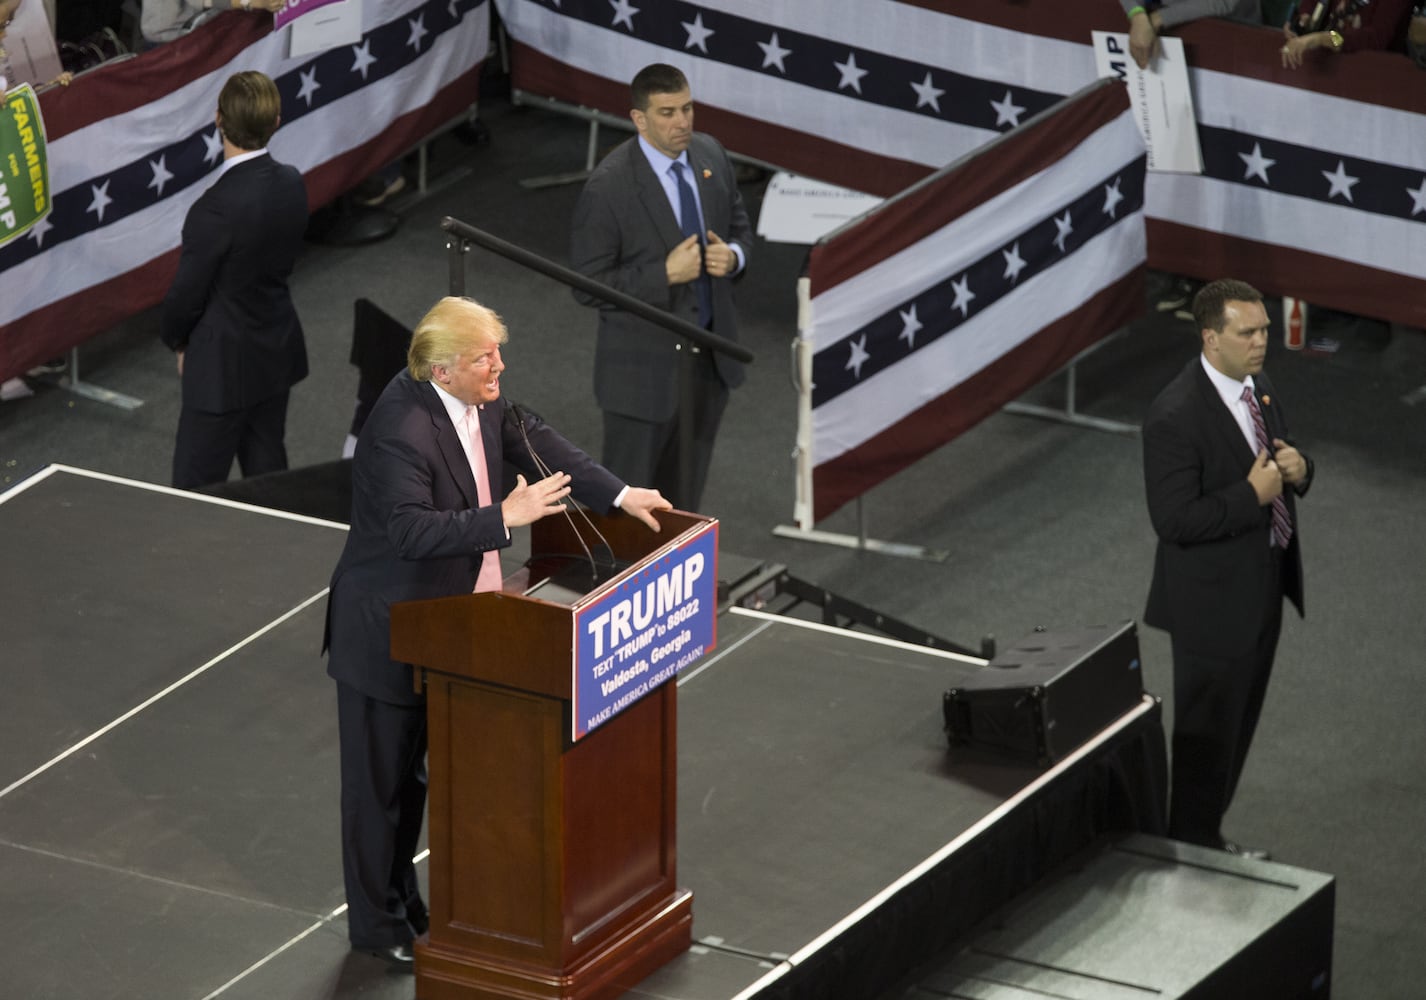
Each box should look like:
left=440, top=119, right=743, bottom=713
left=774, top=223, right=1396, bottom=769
left=160, top=153, right=309, bottom=414
left=324, top=371, right=624, bottom=705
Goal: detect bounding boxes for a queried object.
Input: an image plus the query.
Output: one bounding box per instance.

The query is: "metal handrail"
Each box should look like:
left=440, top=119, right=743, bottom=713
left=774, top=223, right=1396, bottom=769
left=440, top=216, right=755, bottom=365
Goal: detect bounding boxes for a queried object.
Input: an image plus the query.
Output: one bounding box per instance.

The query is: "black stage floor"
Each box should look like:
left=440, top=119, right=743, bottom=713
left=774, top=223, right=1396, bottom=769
left=0, top=466, right=1163, bottom=1000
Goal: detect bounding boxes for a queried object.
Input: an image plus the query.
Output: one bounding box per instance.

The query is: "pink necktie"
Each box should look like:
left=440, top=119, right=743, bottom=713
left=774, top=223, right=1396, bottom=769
left=1241, top=386, right=1292, bottom=550
left=463, top=406, right=505, bottom=593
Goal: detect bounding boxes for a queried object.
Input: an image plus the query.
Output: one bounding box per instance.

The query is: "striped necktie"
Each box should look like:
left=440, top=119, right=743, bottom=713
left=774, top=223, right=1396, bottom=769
left=1241, top=386, right=1292, bottom=549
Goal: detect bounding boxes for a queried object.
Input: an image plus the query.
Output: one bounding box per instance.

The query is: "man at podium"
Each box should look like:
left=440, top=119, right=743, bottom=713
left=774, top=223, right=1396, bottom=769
left=322, top=295, right=670, bottom=969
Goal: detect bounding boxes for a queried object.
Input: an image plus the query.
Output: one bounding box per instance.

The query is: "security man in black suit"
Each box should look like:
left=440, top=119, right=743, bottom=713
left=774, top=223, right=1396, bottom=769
left=161, top=70, right=309, bottom=490
left=1143, top=277, right=1313, bottom=859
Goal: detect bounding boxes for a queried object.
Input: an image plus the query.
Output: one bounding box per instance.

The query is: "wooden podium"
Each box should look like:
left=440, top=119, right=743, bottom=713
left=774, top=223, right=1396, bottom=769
left=390, top=510, right=711, bottom=1000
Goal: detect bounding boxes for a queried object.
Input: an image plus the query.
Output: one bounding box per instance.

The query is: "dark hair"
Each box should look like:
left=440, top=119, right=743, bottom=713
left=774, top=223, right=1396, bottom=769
left=1191, top=278, right=1263, bottom=332
left=630, top=63, right=689, bottom=111
left=217, top=71, right=282, bottom=151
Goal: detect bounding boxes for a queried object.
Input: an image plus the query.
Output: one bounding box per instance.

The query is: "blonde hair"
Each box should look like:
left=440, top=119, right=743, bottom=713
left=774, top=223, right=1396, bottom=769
left=407, top=296, right=509, bottom=381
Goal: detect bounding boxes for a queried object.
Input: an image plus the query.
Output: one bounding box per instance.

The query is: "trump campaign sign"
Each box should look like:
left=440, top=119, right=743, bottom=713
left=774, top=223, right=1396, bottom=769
left=572, top=520, right=717, bottom=741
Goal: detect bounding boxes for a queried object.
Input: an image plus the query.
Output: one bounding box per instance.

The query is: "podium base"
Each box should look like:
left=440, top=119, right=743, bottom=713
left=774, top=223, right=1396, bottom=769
left=414, top=889, right=693, bottom=1000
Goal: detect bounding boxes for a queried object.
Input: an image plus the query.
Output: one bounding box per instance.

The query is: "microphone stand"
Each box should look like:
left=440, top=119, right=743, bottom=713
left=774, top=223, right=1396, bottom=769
left=678, top=341, right=696, bottom=512
left=505, top=401, right=617, bottom=585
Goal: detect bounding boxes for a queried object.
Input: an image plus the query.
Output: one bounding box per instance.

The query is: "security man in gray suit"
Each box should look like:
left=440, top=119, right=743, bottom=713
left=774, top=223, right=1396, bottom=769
left=570, top=63, right=752, bottom=512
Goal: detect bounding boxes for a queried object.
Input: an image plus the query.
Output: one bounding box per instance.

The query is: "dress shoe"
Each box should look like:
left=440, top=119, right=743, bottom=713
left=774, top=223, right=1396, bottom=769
left=1220, top=839, right=1271, bottom=861
left=355, top=942, right=416, bottom=972
left=452, top=118, right=491, bottom=146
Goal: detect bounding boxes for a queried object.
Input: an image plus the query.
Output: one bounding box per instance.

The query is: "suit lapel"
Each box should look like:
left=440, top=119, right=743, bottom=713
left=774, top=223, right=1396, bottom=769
left=687, top=140, right=723, bottom=236
left=1252, top=374, right=1300, bottom=520
left=1192, top=361, right=1255, bottom=464
left=629, top=142, right=690, bottom=250
left=419, top=381, right=479, bottom=507
left=1253, top=373, right=1287, bottom=443
left=478, top=402, right=502, bottom=494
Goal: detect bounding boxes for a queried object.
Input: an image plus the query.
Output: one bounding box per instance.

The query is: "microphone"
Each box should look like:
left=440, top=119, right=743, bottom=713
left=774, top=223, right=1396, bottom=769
left=504, top=401, right=617, bottom=583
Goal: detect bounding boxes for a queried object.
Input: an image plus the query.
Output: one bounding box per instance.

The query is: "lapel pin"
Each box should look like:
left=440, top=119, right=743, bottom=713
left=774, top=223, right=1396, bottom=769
left=702, top=168, right=711, bottom=179
left=1262, top=395, right=1271, bottom=406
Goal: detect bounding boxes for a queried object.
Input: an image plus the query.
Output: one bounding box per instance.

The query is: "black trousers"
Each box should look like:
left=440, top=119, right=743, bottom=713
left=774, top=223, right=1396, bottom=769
left=171, top=390, right=290, bottom=489
left=601, top=350, right=728, bottom=512
left=335, top=681, right=428, bottom=948
left=1168, top=551, right=1285, bottom=846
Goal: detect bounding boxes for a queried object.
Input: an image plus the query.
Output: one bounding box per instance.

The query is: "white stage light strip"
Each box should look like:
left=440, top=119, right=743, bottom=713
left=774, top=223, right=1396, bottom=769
left=675, top=614, right=775, bottom=687
left=198, top=849, right=430, bottom=1000
left=726, top=606, right=990, bottom=666
left=730, top=693, right=1161, bottom=998
left=0, top=584, right=332, bottom=801
left=4, top=463, right=352, bottom=529
left=0, top=835, right=327, bottom=914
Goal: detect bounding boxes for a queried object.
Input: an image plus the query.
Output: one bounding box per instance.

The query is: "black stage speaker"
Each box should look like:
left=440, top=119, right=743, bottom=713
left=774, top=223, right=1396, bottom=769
left=200, top=460, right=353, bottom=525
left=349, top=298, right=412, bottom=439
left=943, top=621, right=1143, bottom=764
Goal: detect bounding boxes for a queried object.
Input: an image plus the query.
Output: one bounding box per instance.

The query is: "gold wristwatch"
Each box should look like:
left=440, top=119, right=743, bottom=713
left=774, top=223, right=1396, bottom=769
left=1328, top=29, right=1345, bottom=50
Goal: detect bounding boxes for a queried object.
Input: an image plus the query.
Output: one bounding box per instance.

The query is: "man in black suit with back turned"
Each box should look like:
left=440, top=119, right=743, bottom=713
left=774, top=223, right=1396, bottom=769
left=570, top=62, right=752, bottom=512
left=160, top=70, right=309, bottom=490
left=1143, top=278, right=1314, bottom=860
left=323, top=296, right=670, bottom=969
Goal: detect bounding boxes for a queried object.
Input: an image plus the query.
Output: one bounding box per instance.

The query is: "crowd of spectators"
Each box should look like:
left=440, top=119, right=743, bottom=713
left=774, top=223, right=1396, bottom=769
left=4, top=0, right=1421, bottom=400
left=1117, top=0, right=1424, bottom=325
left=1279, top=0, right=1418, bottom=68
left=139, top=0, right=282, bottom=47
left=1408, top=2, right=1426, bottom=66
left=1120, top=0, right=1422, bottom=69
left=5, top=0, right=281, bottom=87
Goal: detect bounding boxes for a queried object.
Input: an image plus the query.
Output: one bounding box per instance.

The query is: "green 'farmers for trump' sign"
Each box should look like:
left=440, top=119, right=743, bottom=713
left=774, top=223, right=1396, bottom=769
left=1, top=83, right=50, bottom=248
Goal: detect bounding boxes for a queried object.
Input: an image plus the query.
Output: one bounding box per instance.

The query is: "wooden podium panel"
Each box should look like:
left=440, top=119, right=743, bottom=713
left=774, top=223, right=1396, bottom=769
left=392, top=511, right=706, bottom=1000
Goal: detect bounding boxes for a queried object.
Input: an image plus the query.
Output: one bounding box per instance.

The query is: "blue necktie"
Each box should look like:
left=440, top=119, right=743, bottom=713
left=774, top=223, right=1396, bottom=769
left=671, top=161, right=713, bottom=328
